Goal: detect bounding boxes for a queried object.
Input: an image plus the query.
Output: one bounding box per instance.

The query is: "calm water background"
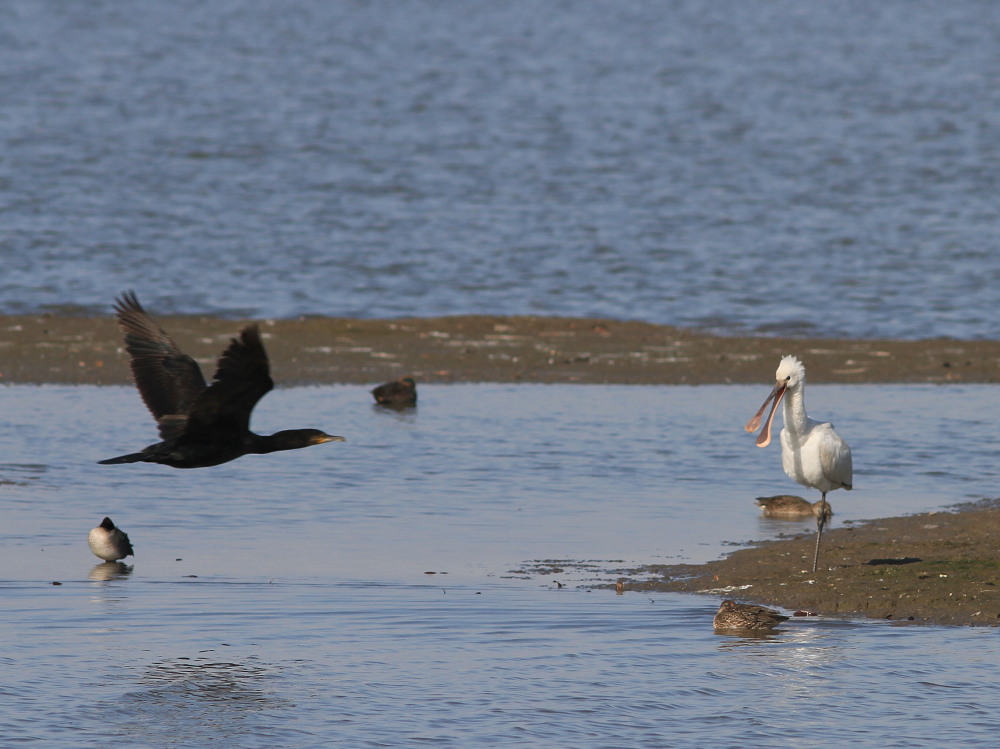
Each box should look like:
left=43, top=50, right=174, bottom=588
left=3, top=1, right=1000, bottom=745
left=2, top=383, right=999, bottom=746
left=2, top=1, right=1000, bottom=338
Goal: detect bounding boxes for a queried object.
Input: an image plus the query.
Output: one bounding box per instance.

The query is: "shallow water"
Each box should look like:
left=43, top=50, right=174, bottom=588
left=2, top=383, right=999, bottom=746
left=2, top=1, right=1000, bottom=339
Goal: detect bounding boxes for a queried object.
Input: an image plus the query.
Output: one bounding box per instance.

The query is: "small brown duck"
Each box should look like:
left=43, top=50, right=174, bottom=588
left=372, top=376, right=417, bottom=408
left=88, top=517, right=134, bottom=562
left=713, top=600, right=789, bottom=631
left=755, top=495, right=833, bottom=523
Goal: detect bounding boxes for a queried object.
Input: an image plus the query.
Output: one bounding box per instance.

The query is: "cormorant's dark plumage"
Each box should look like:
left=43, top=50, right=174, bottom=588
left=371, top=376, right=417, bottom=409
left=99, top=291, right=344, bottom=468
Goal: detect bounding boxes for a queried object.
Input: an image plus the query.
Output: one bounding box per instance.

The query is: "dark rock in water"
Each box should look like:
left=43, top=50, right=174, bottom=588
left=372, top=376, right=417, bottom=408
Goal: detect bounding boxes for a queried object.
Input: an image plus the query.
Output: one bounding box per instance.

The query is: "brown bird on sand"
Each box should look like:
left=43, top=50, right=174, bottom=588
left=99, top=291, right=344, bottom=468
left=713, top=600, right=789, bottom=631
left=371, top=376, right=417, bottom=408
left=755, top=495, right=834, bottom=524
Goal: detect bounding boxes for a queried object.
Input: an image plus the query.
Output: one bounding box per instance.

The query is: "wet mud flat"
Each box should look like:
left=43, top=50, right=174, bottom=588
left=0, top=313, right=997, bottom=386
left=613, top=499, right=1000, bottom=627
left=2, top=312, right=998, bottom=626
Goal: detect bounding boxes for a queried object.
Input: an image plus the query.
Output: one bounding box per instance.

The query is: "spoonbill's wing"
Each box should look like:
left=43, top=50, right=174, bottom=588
left=816, top=423, right=853, bottom=490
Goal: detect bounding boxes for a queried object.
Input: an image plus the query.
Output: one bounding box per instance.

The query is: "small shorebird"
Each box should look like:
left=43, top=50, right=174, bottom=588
left=713, top=600, right=789, bottom=631
left=755, top=495, right=834, bottom=523
left=372, top=376, right=417, bottom=408
left=99, top=291, right=344, bottom=468
left=746, top=356, right=853, bottom=573
left=88, top=517, right=134, bottom=562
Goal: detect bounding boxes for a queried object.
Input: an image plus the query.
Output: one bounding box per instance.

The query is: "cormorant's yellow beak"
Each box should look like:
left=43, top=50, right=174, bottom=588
left=314, top=434, right=346, bottom=444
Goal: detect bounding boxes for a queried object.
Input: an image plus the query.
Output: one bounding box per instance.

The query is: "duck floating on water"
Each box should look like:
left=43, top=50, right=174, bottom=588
left=755, top=495, right=834, bottom=523
left=371, top=376, right=417, bottom=409
left=88, top=517, right=134, bottom=562
left=713, top=600, right=789, bottom=631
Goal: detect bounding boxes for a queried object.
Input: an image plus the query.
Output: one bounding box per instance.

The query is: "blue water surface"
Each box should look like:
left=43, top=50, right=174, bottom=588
left=1, top=1, right=999, bottom=338
left=1, top=383, right=998, bottom=747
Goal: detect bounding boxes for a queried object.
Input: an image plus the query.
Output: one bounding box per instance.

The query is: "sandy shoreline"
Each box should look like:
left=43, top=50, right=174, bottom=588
left=3, top=312, right=998, bottom=626
left=611, top=498, right=1000, bottom=628
left=0, top=312, right=997, bottom=386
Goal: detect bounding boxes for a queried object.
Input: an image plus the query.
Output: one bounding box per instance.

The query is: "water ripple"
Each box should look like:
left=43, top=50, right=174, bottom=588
left=1, top=3, right=999, bottom=338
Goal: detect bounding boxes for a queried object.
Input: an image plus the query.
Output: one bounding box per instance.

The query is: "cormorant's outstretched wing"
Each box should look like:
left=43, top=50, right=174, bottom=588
left=184, top=325, right=274, bottom=435
left=113, top=292, right=207, bottom=435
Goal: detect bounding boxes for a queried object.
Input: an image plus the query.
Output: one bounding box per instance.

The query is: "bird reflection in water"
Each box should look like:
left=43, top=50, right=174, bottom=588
left=89, top=561, right=133, bottom=581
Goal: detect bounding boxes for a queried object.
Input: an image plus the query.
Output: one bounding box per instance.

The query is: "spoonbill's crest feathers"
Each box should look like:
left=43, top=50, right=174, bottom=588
left=775, top=355, right=805, bottom=385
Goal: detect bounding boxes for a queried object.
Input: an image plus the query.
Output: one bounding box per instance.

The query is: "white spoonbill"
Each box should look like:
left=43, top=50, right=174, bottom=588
left=745, top=356, right=852, bottom=572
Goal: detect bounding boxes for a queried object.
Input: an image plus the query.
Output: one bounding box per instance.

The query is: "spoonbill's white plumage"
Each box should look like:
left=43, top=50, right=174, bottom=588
left=745, top=356, right=852, bottom=572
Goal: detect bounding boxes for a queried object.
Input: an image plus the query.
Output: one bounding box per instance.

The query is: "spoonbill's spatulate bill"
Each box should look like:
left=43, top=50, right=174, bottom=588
left=746, top=355, right=853, bottom=572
